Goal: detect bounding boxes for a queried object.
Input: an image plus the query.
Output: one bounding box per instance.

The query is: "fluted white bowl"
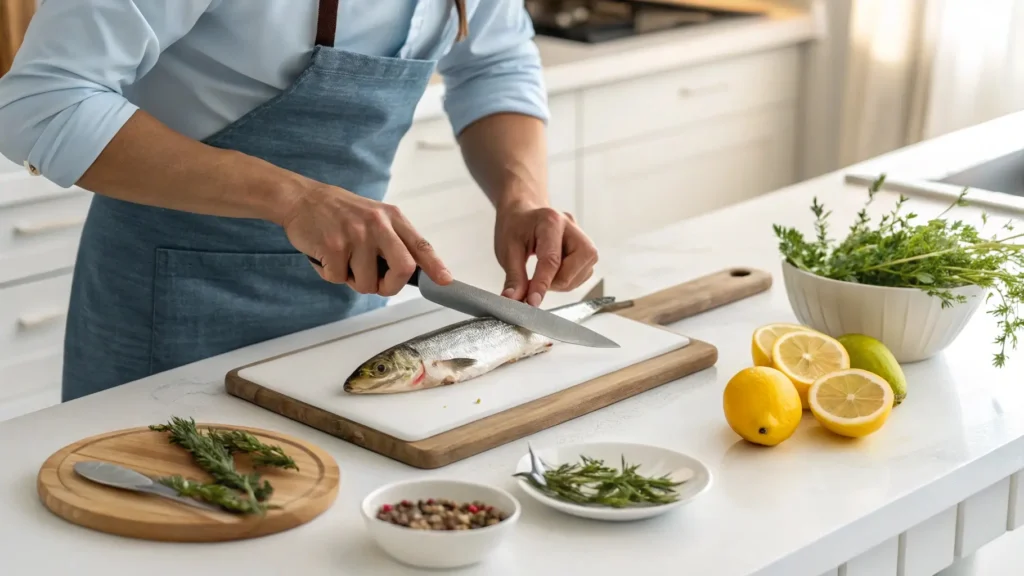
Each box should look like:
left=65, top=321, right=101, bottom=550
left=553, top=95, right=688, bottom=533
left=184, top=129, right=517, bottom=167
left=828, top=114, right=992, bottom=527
left=781, top=260, right=987, bottom=363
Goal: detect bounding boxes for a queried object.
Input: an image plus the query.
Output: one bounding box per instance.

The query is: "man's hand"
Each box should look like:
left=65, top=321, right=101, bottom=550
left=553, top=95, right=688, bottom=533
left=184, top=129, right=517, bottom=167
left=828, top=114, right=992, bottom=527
left=280, top=184, right=454, bottom=297
left=495, top=202, right=598, bottom=307
left=454, top=112, right=597, bottom=306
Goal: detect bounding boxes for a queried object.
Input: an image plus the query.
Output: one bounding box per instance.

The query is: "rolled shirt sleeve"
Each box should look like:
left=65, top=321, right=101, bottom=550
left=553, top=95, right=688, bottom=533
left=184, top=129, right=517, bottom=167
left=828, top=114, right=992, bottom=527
left=0, top=0, right=212, bottom=188
left=436, top=0, right=549, bottom=136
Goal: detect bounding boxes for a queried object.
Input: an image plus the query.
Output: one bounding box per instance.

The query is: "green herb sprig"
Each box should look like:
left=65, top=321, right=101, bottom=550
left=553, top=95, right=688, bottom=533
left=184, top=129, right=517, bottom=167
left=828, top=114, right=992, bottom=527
left=149, top=417, right=298, bottom=514
left=773, top=174, right=1023, bottom=367
left=514, top=455, right=685, bottom=508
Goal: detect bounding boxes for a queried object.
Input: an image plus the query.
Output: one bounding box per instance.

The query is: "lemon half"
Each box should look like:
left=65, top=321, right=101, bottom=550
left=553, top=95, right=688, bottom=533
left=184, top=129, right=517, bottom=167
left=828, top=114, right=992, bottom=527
left=771, top=330, right=850, bottom=408
left=808, top=369, right=894, bottom=438
left=751, top=322, right=812, bottom=366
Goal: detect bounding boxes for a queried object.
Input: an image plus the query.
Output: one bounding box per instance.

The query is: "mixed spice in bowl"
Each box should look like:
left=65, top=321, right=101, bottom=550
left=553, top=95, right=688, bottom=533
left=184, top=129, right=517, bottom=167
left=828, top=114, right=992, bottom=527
left=361, top=478, right=521, bottom=569
left=374, top=497, right=510, bottom=530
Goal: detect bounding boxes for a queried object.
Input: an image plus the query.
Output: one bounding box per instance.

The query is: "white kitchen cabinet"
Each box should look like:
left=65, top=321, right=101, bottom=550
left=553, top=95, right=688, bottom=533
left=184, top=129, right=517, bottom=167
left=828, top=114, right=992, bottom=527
left=955, top=476, right=1012, bottom=558
left=580, top=103, right=797, bottom=254
left=580, top=46, right=800, bottom=149
left=0, top=273, right=72, bottom=367
left=840, top=536, right=898, bottom=576
left=899, top=505, right=958, bottom=576
left=1009, top=471, right=1023, bottom=531
left=0, top=348, right=63, bottom=412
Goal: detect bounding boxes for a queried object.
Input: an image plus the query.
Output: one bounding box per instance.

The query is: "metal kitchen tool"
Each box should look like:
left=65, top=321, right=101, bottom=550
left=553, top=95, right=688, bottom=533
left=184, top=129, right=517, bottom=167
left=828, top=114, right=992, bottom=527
left=73, top=460, right=223, bottom=513
left=306, top=254, right=619, bottom=348
left=526, top=443, right=549, bottom=487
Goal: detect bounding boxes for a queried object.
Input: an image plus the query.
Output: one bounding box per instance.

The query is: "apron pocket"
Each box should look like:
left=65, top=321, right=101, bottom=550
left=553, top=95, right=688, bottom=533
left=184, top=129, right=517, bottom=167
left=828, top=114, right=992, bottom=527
left=149, top=247, right=379, bottom=373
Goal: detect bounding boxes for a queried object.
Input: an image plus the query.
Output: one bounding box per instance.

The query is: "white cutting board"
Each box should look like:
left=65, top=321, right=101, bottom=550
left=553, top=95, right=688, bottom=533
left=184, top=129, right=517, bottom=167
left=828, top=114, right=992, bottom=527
left=237, top=308, right=690, bottom=442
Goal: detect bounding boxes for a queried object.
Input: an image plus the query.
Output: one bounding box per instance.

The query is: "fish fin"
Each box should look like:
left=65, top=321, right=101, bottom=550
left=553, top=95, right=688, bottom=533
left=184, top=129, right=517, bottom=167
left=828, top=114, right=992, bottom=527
left=438, top=358, right=477, bottom=370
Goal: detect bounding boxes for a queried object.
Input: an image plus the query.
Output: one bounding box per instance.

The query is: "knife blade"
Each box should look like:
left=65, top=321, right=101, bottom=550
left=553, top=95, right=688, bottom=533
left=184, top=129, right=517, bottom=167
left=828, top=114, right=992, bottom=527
left=73, top=460, right=224, bottom=513
left=306, top=254, right=619, bottom=348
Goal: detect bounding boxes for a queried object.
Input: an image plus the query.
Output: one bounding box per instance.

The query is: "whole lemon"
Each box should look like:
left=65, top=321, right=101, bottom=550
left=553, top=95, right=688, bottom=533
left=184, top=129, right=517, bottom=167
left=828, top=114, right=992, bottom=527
left=837, top=334, right=907, bottom=406
left=723, top=366, right=803, bottom=446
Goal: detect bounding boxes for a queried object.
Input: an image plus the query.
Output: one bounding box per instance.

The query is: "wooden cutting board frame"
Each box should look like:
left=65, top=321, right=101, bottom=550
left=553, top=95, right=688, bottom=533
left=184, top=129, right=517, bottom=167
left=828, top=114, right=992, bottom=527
left=37, top=423, right=340, bottom=542
left=226, top=267, right=771, bottom=469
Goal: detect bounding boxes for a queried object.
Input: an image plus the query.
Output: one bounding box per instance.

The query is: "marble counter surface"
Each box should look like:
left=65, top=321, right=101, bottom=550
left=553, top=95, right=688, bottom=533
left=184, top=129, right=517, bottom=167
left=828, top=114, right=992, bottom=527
left=2, top=110, right=1024, bottom=575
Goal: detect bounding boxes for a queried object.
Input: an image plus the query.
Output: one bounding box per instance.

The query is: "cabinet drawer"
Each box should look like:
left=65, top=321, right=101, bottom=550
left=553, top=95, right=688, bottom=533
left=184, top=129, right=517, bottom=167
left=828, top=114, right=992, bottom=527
left=389, top=92, right=577, bottom=197
left=580, top=46, right=800, bottom=149
left=0, top=273, right=73, bottom=364
left=0, top=190, right=90, bottom=251
left=0, top=348, right=62, bottom=407
left=581, top=104, right=796, bottom=253
left=0, top=170, right=88, bottom=208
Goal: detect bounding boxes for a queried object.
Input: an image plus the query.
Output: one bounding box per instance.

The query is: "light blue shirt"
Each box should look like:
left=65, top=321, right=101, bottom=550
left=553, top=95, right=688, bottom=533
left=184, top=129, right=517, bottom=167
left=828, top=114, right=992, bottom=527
left=0, top=0, right=549, bottom=188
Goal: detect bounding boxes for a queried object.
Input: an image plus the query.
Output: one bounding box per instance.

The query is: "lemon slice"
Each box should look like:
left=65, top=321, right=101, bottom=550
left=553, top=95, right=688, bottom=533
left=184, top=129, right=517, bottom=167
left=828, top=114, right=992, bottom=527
left=751, top=323, right=813, bottom=366
left=808, top=369, right=894, bottom=438
left=771, top=330, right=850, bottom=408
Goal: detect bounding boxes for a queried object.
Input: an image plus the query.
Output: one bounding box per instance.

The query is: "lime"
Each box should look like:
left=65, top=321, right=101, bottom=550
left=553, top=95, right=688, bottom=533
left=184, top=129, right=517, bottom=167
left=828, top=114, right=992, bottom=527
left=836, top=334, right=907, bottom=406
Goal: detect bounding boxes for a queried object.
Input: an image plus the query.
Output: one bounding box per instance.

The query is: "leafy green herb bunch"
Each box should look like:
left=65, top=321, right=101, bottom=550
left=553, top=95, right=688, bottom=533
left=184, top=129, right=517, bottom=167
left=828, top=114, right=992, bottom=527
left=773, top=175, right=1023, bottom=367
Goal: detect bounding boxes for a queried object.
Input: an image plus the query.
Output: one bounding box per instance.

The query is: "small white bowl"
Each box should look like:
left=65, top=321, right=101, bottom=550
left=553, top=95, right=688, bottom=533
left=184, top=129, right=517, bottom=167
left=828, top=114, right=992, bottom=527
left=361, top=478, right=521, bottom=570
left=781, top=260, right=986, bottom=363
left=513, top=441, right=712, bottom=522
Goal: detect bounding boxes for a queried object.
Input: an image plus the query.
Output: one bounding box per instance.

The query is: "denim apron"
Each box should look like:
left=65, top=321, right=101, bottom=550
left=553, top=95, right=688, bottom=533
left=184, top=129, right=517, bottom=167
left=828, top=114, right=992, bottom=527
left=62, top=1, right=453, bottom=401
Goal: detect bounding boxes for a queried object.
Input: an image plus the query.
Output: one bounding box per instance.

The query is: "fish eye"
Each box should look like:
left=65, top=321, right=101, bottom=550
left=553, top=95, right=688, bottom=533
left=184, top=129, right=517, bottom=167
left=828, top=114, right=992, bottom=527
left=376, top=363, right=387, bottom=373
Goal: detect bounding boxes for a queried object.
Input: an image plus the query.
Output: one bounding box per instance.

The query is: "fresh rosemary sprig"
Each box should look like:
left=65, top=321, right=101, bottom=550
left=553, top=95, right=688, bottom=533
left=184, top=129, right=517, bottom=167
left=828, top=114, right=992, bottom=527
left=149, top=417, right=297, bottom=514
left=774, top=174, right=1023, bottom=367
left=207, top=428, right=299, bottom=471
left=156, top=475, right=271, bottom=515
left=514, top=455, right=685, bottom=508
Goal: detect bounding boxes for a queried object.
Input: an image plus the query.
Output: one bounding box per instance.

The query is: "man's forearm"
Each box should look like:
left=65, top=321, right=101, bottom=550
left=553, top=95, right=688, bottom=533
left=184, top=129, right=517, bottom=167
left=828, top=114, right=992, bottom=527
left=76, top=110, right=302, bottom=225
left=456, top=113, right=549, bottom=212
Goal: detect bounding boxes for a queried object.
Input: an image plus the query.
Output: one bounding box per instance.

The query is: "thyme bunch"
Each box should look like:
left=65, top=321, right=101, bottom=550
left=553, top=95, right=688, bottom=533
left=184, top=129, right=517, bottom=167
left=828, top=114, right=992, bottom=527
left=773, top=174, right=1023, bottom=367
left=514, top=455, right=685, bottom=508
left=149, top=417, right=298, bottom=514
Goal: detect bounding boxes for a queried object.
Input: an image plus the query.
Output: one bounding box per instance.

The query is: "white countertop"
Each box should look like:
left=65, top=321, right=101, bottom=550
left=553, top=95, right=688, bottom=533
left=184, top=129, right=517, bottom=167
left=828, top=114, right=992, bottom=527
left=4, top=89, right=1024, bottom=575
left=413, top=4, right=821, bottom=120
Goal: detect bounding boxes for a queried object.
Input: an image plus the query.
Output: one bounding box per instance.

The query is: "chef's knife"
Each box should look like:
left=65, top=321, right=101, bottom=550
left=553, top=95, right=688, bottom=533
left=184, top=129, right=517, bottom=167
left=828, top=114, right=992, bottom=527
left=306, top=254, right=619, bottom=348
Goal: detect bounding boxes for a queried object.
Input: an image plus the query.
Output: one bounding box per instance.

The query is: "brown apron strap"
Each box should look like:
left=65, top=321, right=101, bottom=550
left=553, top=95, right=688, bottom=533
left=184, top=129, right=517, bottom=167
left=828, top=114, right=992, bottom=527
left=315, top=0, right=339, bottom=47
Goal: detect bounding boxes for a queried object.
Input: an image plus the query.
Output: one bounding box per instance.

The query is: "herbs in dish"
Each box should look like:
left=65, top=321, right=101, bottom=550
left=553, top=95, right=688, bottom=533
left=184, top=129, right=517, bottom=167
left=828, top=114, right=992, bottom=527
left=375, top=499, right=509, bottom=530
left=773, top=174, right=1023, bottom=367
left=149, top=416, right=299, bottom=515
left=343, top=297, right=615, bottom=394
left=514, top=454, right=687, bottom=508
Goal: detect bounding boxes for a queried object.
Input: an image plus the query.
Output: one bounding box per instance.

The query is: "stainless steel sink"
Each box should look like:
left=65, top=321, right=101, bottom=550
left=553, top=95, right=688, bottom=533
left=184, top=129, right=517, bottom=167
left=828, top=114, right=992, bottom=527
left=934, top=148, right=1024, bottom=198
left=844, top=149, right=1024, bottom=215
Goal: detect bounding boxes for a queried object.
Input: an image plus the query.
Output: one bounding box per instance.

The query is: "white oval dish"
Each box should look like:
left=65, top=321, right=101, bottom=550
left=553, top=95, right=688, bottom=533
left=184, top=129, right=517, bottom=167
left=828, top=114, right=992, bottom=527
left=513, top=441, right=712, bottom=521
left=361, top=478, right=521, bottom=569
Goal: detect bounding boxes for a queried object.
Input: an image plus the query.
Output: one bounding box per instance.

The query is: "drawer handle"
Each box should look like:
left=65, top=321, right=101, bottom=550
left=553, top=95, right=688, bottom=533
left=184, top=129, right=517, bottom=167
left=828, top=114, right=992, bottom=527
left=677, top=82, right=729, bottom=99
left=17, top=307, right=68, bottom=330
left=14, top=216, right=86, bottom=236
left=415, top=139, right=458, bottom=151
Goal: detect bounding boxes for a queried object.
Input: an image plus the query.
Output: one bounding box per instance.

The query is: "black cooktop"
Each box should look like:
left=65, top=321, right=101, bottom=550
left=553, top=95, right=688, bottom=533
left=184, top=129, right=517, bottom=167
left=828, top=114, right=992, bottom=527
left=526, top=0, right=763, bottom=43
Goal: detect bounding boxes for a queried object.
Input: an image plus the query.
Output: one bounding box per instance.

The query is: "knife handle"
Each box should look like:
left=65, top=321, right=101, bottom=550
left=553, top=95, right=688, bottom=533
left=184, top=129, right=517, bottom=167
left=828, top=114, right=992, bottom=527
left=306, top=254, right=420, bottom=287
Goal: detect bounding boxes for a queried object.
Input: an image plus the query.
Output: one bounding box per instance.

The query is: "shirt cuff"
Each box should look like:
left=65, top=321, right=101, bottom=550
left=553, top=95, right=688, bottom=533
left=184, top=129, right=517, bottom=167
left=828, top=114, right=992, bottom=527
left=25, top=93, right=139, bottom=188
left=442, top=67, right=550, bottom=137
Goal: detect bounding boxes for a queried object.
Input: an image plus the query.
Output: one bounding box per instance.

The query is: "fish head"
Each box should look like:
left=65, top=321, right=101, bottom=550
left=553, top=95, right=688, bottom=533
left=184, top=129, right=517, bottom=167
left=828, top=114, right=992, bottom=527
left=343, top=346, right=425, bottom=393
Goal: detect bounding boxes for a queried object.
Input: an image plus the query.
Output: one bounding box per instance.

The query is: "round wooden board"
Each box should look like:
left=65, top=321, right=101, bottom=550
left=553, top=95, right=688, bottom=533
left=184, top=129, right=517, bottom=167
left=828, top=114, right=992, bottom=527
left=37, top=423, right=340, bottom=542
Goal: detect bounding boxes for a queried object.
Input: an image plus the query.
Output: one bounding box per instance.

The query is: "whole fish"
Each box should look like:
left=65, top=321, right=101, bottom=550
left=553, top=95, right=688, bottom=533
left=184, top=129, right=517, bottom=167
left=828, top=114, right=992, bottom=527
left=344, top=297, right=616, bottom=394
